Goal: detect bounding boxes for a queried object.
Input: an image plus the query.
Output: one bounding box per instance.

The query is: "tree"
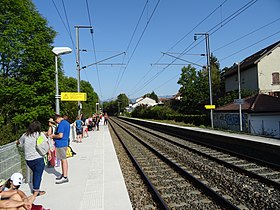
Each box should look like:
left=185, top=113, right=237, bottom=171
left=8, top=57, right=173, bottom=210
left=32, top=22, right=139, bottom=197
left=103, top=100, right=118, bottom=116
left=0, top=0, right=56, bottom=129
left=210, top=54, right=222, bottom=97
left=144, top=91, right=159, bottom=102
left=177, top=54, right=223, bottom=114
left=117, top=93, right=130, bottom=113
left=0, top=0, right=99, bottom=145
left=80, top=80, right=99, bottom=116
left=177, top=65, right=208, bottom=114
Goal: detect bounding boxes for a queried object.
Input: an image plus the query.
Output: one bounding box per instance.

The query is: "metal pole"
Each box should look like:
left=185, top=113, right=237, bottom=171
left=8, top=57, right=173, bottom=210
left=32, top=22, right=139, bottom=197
left=55, top=55, right=60, bottom=115
left=118, top=101, right=120, bottom=116
left=76, top=27, right=81, bottom=116
left=238, top=62, right=243, bottom=131
left=75, top=25, right=92, bottom=117
left=205, top=33, right=213, bottom=128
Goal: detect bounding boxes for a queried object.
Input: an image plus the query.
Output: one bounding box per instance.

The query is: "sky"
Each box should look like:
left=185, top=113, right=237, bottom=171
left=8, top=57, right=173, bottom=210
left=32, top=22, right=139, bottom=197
left=32, top=0, right=280, bottom=101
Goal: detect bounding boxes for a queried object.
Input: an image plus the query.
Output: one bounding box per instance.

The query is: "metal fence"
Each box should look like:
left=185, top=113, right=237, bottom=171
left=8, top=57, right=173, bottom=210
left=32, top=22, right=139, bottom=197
left=0, top=142, right=23, bottom=180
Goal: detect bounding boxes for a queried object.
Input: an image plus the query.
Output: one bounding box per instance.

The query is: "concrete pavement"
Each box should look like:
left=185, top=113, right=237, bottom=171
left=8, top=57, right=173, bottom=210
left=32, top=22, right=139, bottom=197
left=21, top=124, right=132, bottom=210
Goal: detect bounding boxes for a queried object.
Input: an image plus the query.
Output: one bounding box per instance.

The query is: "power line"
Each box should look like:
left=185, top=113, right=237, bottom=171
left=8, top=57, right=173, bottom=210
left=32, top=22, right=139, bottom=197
left=113, top=0, right=149, bottom=98
left=128, top=0, right=228, bottom=97
left=167, top=0, right=228, bottom=53
left=84, top=0, right=103, bottom=100
left=208, top=0, right=258, bottom=35
left=128, top=0, right=259, bottom=98
left=220, top=31, right=280, bottom=61
left=51, top=0, right=76, bottom=53
left=213, top=17, right=280, bottom=53
left=112, top=0, right=161, bottom=99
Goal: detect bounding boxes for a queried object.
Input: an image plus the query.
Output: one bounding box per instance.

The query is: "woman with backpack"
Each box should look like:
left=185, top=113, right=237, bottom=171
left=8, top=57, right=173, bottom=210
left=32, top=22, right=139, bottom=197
left=16, top=121, right=51, bottom=196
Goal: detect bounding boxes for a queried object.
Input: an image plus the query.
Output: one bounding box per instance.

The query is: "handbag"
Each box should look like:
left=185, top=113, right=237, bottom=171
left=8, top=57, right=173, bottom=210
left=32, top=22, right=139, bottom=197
left=36, top=132, right=50, bottom=156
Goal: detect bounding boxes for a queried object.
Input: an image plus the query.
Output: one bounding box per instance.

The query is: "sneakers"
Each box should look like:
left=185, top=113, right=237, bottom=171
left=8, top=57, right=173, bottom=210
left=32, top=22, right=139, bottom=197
left=56, top=175, right=63, bottom=180
left=55, top=177, right=69, bottom=184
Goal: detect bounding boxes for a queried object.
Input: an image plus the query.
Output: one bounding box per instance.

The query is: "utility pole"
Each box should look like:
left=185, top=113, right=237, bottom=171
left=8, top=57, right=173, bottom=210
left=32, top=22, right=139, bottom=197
left=237, top=62, right=243, bottom=131
left=75, top=25, right=92, bottom=117
left=118, top=101, right=120, bottom=116
left=195, top=33, right=213, bottom=128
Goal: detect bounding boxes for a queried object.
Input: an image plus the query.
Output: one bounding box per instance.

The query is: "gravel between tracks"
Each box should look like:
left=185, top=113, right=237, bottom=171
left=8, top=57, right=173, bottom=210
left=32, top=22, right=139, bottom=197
left=109, top=125, right=158, bottom=210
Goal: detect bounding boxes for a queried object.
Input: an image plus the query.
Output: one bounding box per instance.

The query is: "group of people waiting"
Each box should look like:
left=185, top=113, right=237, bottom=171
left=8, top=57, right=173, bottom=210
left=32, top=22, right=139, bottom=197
left=74, top=112, right=109, bottom=143
left=0, top=112, right=109, bottom=209
left=0, top=114, right=71, bottom=209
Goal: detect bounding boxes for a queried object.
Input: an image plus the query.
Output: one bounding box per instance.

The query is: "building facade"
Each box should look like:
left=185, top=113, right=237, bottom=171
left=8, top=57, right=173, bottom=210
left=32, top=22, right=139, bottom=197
left=224, top=40, right=280, bottom=97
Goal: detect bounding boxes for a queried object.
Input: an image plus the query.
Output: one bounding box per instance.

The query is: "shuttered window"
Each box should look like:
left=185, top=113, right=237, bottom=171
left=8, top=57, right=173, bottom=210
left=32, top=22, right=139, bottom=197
left=272, top=72, right=280, bottom=85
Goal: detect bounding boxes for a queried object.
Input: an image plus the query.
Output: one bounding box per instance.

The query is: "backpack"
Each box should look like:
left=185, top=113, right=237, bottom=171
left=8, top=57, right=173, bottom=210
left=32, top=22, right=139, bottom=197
left=36, top=133, right=49, bottom=156
left=66, top=146, right=73, bottom=158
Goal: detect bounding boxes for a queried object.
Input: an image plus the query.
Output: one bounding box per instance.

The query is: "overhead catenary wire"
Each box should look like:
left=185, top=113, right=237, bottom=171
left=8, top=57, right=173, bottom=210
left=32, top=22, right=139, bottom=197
left=128, top=0, right=228, bottom=97
left=113, top=0, right=149, bottom=98
left=213, top=17, right=280, bottom=53
left=193, top=17, right=280, bottom=64
left=220, top=31, right=280, bottom=61
left=85, top=0, right=103, bottom=100
left=51, top=0, right=76, bottom=55
left=128, top=0, right=259, bottom=98
left=111, top=0, right=161, bottom=99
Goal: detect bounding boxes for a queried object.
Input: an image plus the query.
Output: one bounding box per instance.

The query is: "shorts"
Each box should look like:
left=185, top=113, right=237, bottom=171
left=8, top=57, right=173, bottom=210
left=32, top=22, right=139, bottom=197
left=76, top=128, right=83, bottom=135
left=56, top=147, right=67, bottom=160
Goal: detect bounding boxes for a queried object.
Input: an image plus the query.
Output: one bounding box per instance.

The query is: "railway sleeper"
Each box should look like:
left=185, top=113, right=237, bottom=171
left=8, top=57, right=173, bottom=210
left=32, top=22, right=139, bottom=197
left=220, top=157, right=239, bottom=161
left=210, top=186, right=221, bottom=192
left=258, top=171, right=280, bottom=176
left=168, top=202, right=189, bottom=209
left=236, top=204, right=250, bottom=210
left=246, top=167, right=267, bottom=172
left=234, top=163, right=256, bottom=167
left=227, top=160, right=247, bottom=164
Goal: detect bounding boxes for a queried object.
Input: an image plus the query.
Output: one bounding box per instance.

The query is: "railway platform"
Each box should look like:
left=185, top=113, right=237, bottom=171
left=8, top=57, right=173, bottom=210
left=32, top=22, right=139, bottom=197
left=20, top=123, right=132, bottom=210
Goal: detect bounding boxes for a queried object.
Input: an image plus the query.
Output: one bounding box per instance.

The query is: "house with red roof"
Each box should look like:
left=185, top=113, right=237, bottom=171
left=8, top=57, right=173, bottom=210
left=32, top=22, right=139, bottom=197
left=214, top=94, right=280, bottom=138
left=215, top=40, right=280, bottom=138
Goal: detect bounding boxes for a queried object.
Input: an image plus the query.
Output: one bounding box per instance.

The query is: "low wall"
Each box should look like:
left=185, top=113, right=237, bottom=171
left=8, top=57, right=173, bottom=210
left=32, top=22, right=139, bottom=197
left=213, top=112, right=247, bottom=132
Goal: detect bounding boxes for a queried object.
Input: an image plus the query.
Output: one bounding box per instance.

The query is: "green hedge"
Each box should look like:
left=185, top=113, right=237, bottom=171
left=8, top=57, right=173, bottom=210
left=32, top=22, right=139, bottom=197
left=131, top=105, right=210, bottom=126
left=166, top=114, right=210, bottom=126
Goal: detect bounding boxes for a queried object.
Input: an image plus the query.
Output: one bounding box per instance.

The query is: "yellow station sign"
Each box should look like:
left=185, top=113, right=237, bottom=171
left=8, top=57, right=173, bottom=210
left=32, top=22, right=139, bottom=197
left=61, top=92, right=87, bottom=101
left=204, top=105, right=216, bottom=109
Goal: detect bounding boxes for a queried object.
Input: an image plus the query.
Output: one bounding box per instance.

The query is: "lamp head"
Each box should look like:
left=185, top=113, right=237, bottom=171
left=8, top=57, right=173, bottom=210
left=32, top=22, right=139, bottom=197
left=52, top=47, right=72, bottom=56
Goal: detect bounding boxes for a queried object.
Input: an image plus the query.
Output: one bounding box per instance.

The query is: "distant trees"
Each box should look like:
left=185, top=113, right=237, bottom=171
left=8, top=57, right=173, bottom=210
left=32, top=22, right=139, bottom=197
left=144, top=91, right=159, bottom=102
left=103, top=93, right=130, bottom=116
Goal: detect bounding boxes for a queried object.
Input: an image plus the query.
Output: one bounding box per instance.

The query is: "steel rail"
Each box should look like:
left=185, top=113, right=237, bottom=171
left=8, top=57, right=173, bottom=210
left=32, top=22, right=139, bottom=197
left=118, top=117, right=280, bottom=169
left=111, top=118, right=239, bottom=210
left=117, top=117, right=280, bottom=190
left=109, top=120, right=169, bottom=210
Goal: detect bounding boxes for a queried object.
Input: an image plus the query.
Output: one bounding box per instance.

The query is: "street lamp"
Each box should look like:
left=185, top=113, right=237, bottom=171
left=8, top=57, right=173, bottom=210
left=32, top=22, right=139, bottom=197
left=96, top=102, right=99, bottom=114
left=52, top=47, right=72, bottom=115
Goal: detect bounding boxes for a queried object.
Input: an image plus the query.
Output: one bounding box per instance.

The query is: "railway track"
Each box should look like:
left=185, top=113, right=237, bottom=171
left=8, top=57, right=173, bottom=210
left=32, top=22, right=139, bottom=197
left=110, top=117, right=280, bottom=209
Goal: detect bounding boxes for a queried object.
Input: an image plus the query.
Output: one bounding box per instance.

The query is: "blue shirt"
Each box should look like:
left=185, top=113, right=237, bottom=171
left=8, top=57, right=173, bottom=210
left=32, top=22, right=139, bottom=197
left=54, top=119, right=70, bottom=148
left=75, top=119, right=83, bottom=129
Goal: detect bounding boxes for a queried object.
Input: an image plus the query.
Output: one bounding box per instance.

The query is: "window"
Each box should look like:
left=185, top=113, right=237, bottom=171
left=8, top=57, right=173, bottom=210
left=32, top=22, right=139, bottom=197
left=272, top=72, right=280, bottom=85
